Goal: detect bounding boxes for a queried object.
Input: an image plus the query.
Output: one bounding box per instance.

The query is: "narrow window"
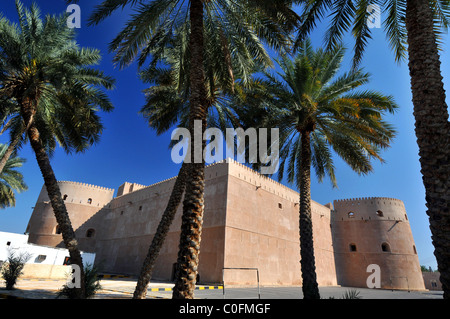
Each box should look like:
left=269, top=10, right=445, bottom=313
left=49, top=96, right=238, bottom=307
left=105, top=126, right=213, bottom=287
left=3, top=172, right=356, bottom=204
left=405, top=214, right=408, bottom=220
left=139, top=206, right=143, bottom=211
left=87, top=198, right=92, bottom=204
left=381, top=242, right=391, bottom=252
left=278, top=203, right=283, bottom=209
left=63, top=194, right=68, bottom=200
left=86, top=229, right=95, bottom=238
left=348, top=212, right=355, bottom=218
left=376, top=210, right=384, bottom=217
left=413, top=245, right=417, bottom=254
left=6, top=241, right=11, bottom=246
left=349, top=243, right=357, bottom=252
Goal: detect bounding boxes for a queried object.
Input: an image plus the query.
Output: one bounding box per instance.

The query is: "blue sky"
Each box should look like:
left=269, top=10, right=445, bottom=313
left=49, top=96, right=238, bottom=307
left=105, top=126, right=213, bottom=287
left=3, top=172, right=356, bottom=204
left=0, top=0, right=446, bottom=270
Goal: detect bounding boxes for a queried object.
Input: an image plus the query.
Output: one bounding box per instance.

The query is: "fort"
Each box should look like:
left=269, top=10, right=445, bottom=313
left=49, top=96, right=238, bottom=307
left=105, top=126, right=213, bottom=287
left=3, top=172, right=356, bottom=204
left=25, top=159, right=425, bottom=290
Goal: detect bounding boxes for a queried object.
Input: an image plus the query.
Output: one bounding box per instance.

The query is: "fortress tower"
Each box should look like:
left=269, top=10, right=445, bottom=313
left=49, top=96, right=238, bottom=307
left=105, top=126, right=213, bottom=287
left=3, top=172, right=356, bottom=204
left=332, top=197, right=425, bottom=290
left=26, top=181, right=114, bottom=247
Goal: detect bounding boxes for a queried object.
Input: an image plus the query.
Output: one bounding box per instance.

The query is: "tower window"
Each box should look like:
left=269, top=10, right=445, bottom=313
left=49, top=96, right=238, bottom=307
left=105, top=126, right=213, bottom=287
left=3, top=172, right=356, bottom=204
left=349, top=243, right=357, bottom=252
left=86, top=229, right=95, bottom=238
left=348, top=212, right=355, bottom=218
left=413, top=245, right=417, bottom=254
left=278, top=203, right=283, bottom=209
left=87, top=198, right=92, bottom=204
left=63, top=194, right=68, bottom=200
left=381, top=242, right=391, bottom=252
left=376, top=210, right=384, bottom=217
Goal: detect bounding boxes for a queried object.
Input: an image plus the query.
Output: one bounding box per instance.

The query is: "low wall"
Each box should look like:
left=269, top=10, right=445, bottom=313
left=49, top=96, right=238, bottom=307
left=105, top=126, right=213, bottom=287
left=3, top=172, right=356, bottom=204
left=422, top=272, right=442, bottom=291
left=21, top=264, right=72, bottom=280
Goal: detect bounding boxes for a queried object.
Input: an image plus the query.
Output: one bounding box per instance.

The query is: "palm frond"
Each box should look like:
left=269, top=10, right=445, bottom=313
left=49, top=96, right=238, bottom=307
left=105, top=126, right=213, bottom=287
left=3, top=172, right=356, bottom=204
left=236, top=40, right=397, bottom=188
left=384, top=0, right=408, bottom=62
left=0, top=143, right=27, bottom=208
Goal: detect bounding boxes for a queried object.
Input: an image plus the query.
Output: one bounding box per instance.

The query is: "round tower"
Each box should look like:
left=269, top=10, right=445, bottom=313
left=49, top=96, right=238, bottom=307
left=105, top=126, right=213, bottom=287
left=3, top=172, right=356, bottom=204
left=26, top=181, right=114, bottom=248
left=332, top=197, right=425, bottom=290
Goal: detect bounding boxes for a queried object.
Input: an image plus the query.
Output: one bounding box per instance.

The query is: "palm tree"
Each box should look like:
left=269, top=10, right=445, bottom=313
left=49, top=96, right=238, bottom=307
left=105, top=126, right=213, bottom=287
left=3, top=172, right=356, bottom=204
left=0, top=144, right=27, bottom=209
left=132, top=15, right=272, bottom=297
left=238, top=41, right=397, bottom=298
left=0, top=1, right=115, bottom=298
left=295, top=0, right=450, bottom=298
left=0, top=100, right=27, bottom=174
left=86, top=0, right=297, bottom=299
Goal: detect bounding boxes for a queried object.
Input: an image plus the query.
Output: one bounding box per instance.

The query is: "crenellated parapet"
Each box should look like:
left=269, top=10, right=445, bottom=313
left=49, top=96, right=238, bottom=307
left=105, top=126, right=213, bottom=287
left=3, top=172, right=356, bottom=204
left=332, top=196, right=408, bottom=222
left=57, top=180, right=115, bottom=192
left=334, top=196, right=404, bottom=204
left=226, top=158, right=300, bottom=204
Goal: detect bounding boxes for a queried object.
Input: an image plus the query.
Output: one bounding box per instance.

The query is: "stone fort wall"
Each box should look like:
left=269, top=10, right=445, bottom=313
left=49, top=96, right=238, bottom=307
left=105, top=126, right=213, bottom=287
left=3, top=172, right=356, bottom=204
left=223, top=159, right=337, bottom=286
left=26, top=160, right=425, bottom=289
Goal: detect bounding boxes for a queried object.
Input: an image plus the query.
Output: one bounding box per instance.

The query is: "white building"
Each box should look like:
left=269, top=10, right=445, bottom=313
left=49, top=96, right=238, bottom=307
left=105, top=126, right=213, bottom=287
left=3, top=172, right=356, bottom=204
left=0, top=231, right=95, bottom=280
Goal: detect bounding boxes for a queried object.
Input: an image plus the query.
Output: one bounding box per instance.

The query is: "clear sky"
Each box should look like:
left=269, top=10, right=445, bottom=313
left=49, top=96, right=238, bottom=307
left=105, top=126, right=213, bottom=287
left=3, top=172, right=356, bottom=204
left=0, top=0, right=447, bottom=270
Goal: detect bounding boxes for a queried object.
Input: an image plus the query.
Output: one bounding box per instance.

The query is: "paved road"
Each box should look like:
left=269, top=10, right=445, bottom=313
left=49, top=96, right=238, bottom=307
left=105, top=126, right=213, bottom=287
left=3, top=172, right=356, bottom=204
left=99, top=279, right=444, bottom=299
left=148, top=285, right=443, bottom=299
left=1, top=278, right=444, bottom=299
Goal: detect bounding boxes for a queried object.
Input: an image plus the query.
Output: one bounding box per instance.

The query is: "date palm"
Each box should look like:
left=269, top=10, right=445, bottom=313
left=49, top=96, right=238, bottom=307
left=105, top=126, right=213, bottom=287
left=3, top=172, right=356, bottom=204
left=295, top=0, right=450, bottom=298
left=239, top=41, right=397, bottom=298
left=86, top=0, right=297, bottom=298
left=0, top=1, right=115, bottom=298
left=132, top=13, right=272, bottom=297
left=0, top=144, right=27, bottom=209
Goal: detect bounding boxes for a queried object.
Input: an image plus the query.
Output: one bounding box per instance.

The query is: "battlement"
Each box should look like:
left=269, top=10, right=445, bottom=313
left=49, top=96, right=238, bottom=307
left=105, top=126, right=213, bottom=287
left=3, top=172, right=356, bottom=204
left=226, top=158, right=299, bottom=201
left=334, top=197, right=404, bottom=204
left=114, top=159, right=230, bottom=198
left=57, top=181, right=114, bottom=193
left=332, top=196, right=408, bottom=222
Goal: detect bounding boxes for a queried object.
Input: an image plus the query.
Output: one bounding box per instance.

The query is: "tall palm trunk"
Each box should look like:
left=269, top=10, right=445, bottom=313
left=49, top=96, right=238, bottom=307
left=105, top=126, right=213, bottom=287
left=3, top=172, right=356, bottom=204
left=133, top=162, right=188, bottom=299
left=20, top=97, right=86, bottom=299
left=299, top=130, right=320, bottom=299
left=172, top=0, right=208, bottom=299
left=405, top=0, right=450, bottom=299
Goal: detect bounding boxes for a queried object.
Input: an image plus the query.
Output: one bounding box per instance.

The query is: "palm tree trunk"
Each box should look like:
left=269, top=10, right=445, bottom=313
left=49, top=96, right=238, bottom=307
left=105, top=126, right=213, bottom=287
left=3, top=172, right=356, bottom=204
left=133, top=162, right=188, bottom=299
left=20, top=98, right=86, bottom=299
left=299, top=130, right=320, bottom=299
left=172, top=0, right=208, bottom=299
left=405, top=0, right=450, bottom=299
